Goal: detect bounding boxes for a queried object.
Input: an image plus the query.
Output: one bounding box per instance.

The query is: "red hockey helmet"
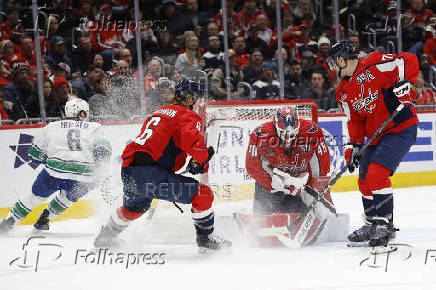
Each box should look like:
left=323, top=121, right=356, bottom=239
left=274, top=106, right=300, bottom=142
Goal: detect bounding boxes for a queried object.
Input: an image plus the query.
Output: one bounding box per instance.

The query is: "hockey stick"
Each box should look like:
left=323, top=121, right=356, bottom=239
left=288, top=103, right=406, bottom=232
left=304, top=185, right=337, bottom=215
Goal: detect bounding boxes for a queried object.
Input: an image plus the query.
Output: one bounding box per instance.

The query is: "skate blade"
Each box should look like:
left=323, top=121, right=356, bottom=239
left=198, top=246, right=231, bottom=255
left=347, top=241, right=369, bottom=247
left=370, top=245, right=397, bottom=255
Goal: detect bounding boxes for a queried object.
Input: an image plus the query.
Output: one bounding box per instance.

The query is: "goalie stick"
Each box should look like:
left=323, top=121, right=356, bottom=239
left=288, top=103, right=406, bottom=232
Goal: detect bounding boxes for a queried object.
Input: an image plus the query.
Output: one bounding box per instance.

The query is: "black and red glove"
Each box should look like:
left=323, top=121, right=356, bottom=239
left=393, top=80, right=417, bottom=105
left=344, top=143, right=362, bottom=173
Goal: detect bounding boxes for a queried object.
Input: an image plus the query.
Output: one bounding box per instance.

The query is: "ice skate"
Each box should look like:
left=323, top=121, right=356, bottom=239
left=347, top=216, right=374, bottom=247
left=33, top=209, right=50, bottom=231
left=0, top=217, right=16, bottom=234
left=196, top=233, right=232, bottom=254
left=369, top=218, right=397, bottom=248
left=93, top=225, right=123, bottom=248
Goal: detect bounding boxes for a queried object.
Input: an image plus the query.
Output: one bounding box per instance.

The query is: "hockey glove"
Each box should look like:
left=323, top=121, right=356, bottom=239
left=344, top=142, right=363, bottom=173
left=272, top=168, right=309, bottom=196
left=187, top=146, right=215, bottom=175
left=393, top=80, right=416, bottom=105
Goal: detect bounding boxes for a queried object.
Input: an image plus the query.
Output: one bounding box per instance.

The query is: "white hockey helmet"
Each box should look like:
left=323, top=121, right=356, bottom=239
left=65, top=98, right=90, bottom=119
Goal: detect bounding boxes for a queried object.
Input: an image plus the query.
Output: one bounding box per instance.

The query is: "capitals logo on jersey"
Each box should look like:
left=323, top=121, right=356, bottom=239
left=352, top=85, right=379, bottom=113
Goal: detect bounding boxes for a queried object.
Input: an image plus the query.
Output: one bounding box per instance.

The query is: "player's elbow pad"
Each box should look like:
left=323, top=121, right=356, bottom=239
left=93, top=146, right=111, bottom=162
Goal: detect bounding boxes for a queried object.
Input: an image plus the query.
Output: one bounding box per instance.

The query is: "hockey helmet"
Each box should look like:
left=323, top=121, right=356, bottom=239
left=65, top=98, right=90, bottom=119
left=274, top=106, right=300, bottom=142
left=174, top=78, right=204, bottom=100
left=327, top=40, right=356, bottom=70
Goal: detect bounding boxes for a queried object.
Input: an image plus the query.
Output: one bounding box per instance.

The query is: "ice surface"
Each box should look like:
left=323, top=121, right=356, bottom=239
left=1, top=186, right=436, bottom=290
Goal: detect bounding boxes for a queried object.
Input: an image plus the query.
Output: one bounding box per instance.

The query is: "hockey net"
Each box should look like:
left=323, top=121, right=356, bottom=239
left=200, top=99, right=318, bottom=214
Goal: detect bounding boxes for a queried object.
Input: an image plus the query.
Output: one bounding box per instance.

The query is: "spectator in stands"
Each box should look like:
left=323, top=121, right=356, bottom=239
left=419, top=54, right=433, bottom=85
left=0, top=4, right=20, bottom=38
left=287, top=60, right=309, bottom=98
left=405, top=0, right=434, bottom=29
left=92, top=53, right=105, bottom=70
left=0, top=89, right=10, bottom=121
left=245, top=23, right=272, bottom=59
left=155, top=30, right=178, bottom=65
left=255, top=14, right=272, bottom=46
left=119, top=48, right=134, bottom=72
left=233, top=35, right=250, bottom=69
left=175, top=0, right=209, bottom=37
left=300, top=69, right=335, bottom=112
left=126, top=21, right=158, bottom=68
left=331, top=24, right=346, bottom=41
left=34, top=77, right=60, bottom=118
left=2, top=61, right=39, bottom=121
left=161, top=0, right=182, bottom=37
left=175, top=34, right=203, bottom=77
left=415, top=70, right=436, bottom=105
left=252, top=62, right=280, bottom=100
left=71, top=36, right=95, bottom=78
left=0, top=58, right=10, bottom=88
left=18, top=36, right=38, bottom=79
left=88, top=4, right=124, bottom=53
left=243, top=48, right=264, bottom=85
left=45, top=37, right=72, bottom=71
left=293, top=0, right=316, bottom=23
left=89, top=76, right=114, bottom=119
left=53, top=77, right=72, bottom=117
left=146, top=76, right=174, bottom=112
left=236, top=0, right=269, bottom=34
left=0, top=40, right=16, bottom=59
left=211, top=49, right=244, bottom=100
left=348, top=33, right=368, bottom=58
left=40, top=15, right=60, bottom=55
left=200, top=22, right=223, bottom=49
left=271, top=47, right=290, bottom=81
left=144, top=58, right=163, bottom=92
left=423, top=29, right=436, bottom=64
left=300, top=49, right=316, bottom=82
left=7, top=20, right=25, bottom=53
left=292, top=24, right=317, bottom=58
left=215, top=0, right=238, bottom=32
left=316, top=36, right=335, bottom=85
left=71, top=64, right=104, bottom=102
left=52, top=62, right=71, bottom=81
left=202, top=36, right=224, bottom=74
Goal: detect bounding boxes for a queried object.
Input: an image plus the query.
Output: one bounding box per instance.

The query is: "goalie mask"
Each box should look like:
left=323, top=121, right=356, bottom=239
left=65, top=98, right=90, bottom=120
left=274, top=106, right=300, bottom=142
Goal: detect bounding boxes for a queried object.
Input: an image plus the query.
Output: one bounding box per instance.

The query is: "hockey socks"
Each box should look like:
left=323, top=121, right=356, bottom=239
left=192, top=208, right=215, bottom=236
left=45, top=190, right=75, bottom=221
left=8, top=194, right=46, bottom=224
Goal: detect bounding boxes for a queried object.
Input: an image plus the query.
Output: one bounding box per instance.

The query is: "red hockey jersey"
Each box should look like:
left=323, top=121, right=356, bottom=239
left=122, top=105, right=209, bottom=171
left=335, top=51, right=419, bottom=145
left=245, top=119, right=330, bottom=191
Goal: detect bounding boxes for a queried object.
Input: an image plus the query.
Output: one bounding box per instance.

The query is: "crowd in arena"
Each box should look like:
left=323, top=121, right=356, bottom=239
left=0, top=0, right=435, bottom=123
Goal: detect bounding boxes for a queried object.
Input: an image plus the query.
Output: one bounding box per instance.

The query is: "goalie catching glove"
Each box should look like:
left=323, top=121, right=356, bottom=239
left=392, top=80, right=417, bottom=105
left=271, top=168, right=309, bottom=196
left=187, top=146, right=215, bottom=175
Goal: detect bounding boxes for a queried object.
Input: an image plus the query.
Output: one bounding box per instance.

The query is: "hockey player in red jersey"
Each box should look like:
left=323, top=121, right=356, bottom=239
left=327, top=40, right=419, bottom=247
left=238, top=106, right=335, bottom=247
left=94, top=78, right=231, bottom=253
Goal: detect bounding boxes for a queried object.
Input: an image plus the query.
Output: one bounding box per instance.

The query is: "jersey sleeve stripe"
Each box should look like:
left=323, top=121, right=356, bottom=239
left=94, top=140, right=112, bottom=152
left=28, top=145, right=47, bottom=161
left=375, top=58, right=405, bottom=81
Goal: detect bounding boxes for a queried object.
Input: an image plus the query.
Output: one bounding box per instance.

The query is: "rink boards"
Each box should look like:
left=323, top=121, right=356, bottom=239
left=0, top=112, right=435, bottom=222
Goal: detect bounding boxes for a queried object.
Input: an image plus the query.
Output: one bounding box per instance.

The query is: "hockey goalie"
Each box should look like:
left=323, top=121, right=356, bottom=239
left=236, top=106, right=347, bottom=247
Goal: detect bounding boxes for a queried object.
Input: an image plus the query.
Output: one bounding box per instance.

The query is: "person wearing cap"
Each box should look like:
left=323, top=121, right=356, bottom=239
left=8, top=19, right=26, bottom=54
left=211, top=49, right=244, bottom=100
left=316, top=36, right=336, bottom=85
left=45, top=36, right=73, bottom=71
left=2, top=61, right=38, bottom=121
left=252, top=62, right=280, bottom=100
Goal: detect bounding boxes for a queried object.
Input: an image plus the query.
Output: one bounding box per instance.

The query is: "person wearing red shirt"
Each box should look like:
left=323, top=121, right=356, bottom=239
left=235, top=0, right=270, bottom=34
left=0, top=4, right=20, bottom=37
left=233, top=35, right=250, bottom=69
left=94, top=78, right=232, bottom=253
left=328, top=40, right=420, bottom=247
left=405, top=0, right=433, bottom=29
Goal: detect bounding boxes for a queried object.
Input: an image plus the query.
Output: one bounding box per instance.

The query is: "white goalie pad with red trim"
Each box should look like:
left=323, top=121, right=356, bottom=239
left=234, top=211, right=325, bottom=248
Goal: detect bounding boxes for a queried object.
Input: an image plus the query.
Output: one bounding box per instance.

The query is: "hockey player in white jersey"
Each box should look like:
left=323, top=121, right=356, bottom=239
left=0, top=99, right=112, bottom=233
